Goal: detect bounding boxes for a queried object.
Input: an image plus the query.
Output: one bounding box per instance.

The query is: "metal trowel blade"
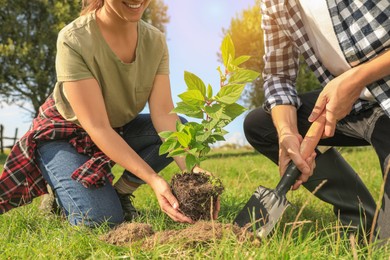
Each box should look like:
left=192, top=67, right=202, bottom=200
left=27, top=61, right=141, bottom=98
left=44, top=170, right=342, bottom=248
left=234, top=185, right=290, bottom=238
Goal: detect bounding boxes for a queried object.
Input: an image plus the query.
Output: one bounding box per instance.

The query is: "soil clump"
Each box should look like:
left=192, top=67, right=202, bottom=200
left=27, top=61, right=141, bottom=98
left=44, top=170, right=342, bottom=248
left=171, top=172, right=224, bottom=221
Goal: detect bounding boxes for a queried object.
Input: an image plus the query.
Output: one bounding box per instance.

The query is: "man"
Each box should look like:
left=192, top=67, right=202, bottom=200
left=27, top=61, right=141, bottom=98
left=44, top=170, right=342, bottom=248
left=244, top=0, right=390, bottom=241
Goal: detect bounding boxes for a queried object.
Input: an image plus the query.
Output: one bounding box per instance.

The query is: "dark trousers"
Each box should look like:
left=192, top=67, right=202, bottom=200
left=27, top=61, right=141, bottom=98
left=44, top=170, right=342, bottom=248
left=244, top=90, right=390, bottom=240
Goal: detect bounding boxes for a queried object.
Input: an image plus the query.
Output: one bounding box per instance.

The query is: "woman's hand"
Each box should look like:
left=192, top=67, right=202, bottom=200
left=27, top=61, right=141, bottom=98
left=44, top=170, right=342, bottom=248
left=149, top=175, right=194, bottom=223
left=193, top=166, right=220, bottom=220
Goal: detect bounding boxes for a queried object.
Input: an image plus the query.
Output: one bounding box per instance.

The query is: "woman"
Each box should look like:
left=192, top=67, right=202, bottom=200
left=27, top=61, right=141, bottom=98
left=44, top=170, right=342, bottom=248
left=0, top=0, right=217, bottom=227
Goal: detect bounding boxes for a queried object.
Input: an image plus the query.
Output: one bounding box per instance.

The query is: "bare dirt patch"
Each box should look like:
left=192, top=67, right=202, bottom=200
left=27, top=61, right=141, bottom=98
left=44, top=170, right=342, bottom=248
left=101, top=222, right=154, bottom=246
left=101, top=221, right=253, bottom=249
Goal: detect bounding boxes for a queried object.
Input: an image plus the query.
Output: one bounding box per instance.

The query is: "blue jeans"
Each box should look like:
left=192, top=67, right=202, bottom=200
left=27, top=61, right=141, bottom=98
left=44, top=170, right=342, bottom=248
left=36, top=114, right=178, bottom=227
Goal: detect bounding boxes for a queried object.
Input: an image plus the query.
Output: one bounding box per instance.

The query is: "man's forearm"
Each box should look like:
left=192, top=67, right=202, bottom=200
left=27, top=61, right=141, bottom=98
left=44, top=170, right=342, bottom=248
left=355, top=49, right=390, bottom=87
left=270, top=105, right=299, bottom=137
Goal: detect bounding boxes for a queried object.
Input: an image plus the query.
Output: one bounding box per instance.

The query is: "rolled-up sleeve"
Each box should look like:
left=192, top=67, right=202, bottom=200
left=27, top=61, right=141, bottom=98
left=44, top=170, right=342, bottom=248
left=261, top=0, right=301, bottom=112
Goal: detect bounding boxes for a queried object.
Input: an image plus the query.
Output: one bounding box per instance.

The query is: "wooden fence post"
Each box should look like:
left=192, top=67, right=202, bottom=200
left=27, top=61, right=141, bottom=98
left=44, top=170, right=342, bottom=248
left=0, top=124, right=19, bottom=153
left=12, top=128, right=18, bottom=148
left=0, top=124, right=3, bottom=154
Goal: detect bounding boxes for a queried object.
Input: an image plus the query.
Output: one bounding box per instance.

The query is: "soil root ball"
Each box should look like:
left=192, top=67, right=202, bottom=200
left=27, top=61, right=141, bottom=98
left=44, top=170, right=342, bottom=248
left=171, top=172, right=224, bottom=221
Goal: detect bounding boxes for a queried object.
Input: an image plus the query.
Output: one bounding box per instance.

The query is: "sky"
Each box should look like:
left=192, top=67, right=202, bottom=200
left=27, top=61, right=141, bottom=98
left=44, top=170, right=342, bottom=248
left=0, top=0, right=257, bottom=146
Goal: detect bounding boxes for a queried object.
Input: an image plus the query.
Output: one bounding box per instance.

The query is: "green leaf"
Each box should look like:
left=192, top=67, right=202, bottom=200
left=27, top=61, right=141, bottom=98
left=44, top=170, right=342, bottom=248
left=229, top=69, right=260, bottom=84
left=158, top=131, right=174, bottom=139
left=214, top=120, right=228, bottom=129
left=168, top=148, right=187, bottom=157
left=159, top=138, right=177, bottom=155
left=172, top=102, right=204, bottom=119
left=204, top=104, right=222, bottom=120
left=184, top=71, right=206, bottom=96
left=178, top=90, right=205, bottom=106
left=207, top=84, right=213, bottom=99
left=211, top=134, right=226, bottom=141
left=221, top=34, right=235, bottom=68
left=223, top=103, right=247, bottom=121
left=196, top=131, right=212, bottom=143
left=186, top=122, right=204, bottom=132
left=176, top=120, right=186, bottom=132
left=200, top=147, right=211, bottom=158
left=185, top=154, right=198, bottom=172
left=227, top=56, right=236, bottom=73
left=233, top=55, right=251, bottom=66
left=202, top=119, right=219, bottom=133
left=190, top=141, right=205, bottom=151
left=175, top=132, right=192, bottom=147
left=215, top=84, right=245, bottom=104
left=186, top=148, right=199, bottom=156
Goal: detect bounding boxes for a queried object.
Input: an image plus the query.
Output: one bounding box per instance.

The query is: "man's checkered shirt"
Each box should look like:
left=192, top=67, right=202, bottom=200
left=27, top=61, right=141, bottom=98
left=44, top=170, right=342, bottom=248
left=261, top=0, right=390, bottom=116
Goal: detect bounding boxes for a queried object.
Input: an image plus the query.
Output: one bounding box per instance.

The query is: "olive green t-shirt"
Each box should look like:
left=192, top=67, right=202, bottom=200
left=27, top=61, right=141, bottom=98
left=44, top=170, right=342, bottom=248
left=53, top=12, right=169, bottom=127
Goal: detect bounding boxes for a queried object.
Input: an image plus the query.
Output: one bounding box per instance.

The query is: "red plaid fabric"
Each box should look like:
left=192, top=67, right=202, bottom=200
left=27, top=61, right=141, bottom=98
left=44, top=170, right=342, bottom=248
left=0, top=96, right=114, bottom=213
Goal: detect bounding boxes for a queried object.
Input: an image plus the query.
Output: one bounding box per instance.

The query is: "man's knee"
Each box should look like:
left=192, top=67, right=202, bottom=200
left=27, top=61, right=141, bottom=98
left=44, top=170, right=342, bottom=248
left=244, top=108, right=275, bottom=144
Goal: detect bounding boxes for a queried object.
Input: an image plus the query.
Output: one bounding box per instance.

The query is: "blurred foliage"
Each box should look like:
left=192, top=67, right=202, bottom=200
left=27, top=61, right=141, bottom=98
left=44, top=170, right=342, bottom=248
left=142, top=0, right=170, bottom=33
left=0, top=0, right=80, bottom=117
left=0, top=0, right=169, bottom=118
left=222, top=0, right=321, bottom=110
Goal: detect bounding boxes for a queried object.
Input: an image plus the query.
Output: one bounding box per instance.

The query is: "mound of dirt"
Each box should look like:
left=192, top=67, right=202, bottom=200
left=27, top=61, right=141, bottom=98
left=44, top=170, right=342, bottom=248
left=143, top=221, right=245, bottom=249
left=101, top=222, right=154, bottom=246
left=101, top=221, right=253, bottom=249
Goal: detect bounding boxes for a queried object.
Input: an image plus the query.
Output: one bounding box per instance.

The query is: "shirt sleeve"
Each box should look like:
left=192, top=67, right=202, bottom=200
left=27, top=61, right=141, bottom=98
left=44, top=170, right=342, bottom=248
left=261, top=1, right=302, bottom=112
left=55, top=31, right=94, bottom=82
left=156, top=35, right=170, bottom=75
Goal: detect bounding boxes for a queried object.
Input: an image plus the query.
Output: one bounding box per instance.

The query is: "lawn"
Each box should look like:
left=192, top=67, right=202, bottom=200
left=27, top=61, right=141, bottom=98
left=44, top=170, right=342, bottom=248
left=0, top=147, right=389, bottom=259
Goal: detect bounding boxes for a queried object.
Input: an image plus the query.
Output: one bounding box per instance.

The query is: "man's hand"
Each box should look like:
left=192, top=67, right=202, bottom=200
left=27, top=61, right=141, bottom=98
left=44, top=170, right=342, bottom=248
left=309, top=67, right=365, bottom=137
left=278, top=131, right=316, bottom=190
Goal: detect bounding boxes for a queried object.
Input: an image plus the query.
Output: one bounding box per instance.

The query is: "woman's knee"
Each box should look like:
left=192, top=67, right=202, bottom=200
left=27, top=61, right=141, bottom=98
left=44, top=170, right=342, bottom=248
left=66, top=205, right=124, bottom=228
left=54, top=181, right=125, bottom=228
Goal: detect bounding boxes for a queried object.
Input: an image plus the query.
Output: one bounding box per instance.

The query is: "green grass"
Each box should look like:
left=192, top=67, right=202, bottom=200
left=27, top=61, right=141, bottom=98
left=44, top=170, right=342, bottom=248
left=1, top=147, right=389, bottom=259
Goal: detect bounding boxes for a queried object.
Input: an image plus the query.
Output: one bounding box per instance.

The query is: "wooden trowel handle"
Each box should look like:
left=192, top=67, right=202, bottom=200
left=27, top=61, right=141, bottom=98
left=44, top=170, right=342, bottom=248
left=275, top=113, right=326, bottom=195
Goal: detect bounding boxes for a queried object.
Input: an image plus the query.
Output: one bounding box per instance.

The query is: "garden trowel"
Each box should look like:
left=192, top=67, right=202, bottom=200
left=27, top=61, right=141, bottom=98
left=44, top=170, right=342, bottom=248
left=234, top=113, right=326, bottom=238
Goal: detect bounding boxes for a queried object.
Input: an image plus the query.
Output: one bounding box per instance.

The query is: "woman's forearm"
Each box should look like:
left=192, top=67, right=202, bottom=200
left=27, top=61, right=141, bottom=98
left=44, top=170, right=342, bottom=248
left=63, top=79, right=160, bottom=186
left=88, top=126, right=160, bottom=185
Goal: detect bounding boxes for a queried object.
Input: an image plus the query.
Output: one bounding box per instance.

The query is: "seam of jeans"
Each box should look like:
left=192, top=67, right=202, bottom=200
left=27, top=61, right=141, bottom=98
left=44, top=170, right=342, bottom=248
left=36, top=148, right=84, bottom=218
left=142, top=144, right=159, bottom=162
left=364, top=107, right=385, bottom=142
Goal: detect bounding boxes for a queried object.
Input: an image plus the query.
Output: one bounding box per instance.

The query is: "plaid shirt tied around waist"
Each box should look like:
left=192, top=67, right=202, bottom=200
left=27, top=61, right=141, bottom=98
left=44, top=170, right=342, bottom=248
left=261, top=0, right=390, bottom=116
left=0, top=96, right=115, bottom=213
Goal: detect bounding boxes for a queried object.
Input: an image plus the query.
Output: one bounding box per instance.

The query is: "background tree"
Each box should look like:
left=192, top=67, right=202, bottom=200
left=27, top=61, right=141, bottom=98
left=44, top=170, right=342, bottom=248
left=222, top=0, right=321, bottom=110
left=0, top=0, right=169, bottom=118
left=142, top=0, right=170, bottom=33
